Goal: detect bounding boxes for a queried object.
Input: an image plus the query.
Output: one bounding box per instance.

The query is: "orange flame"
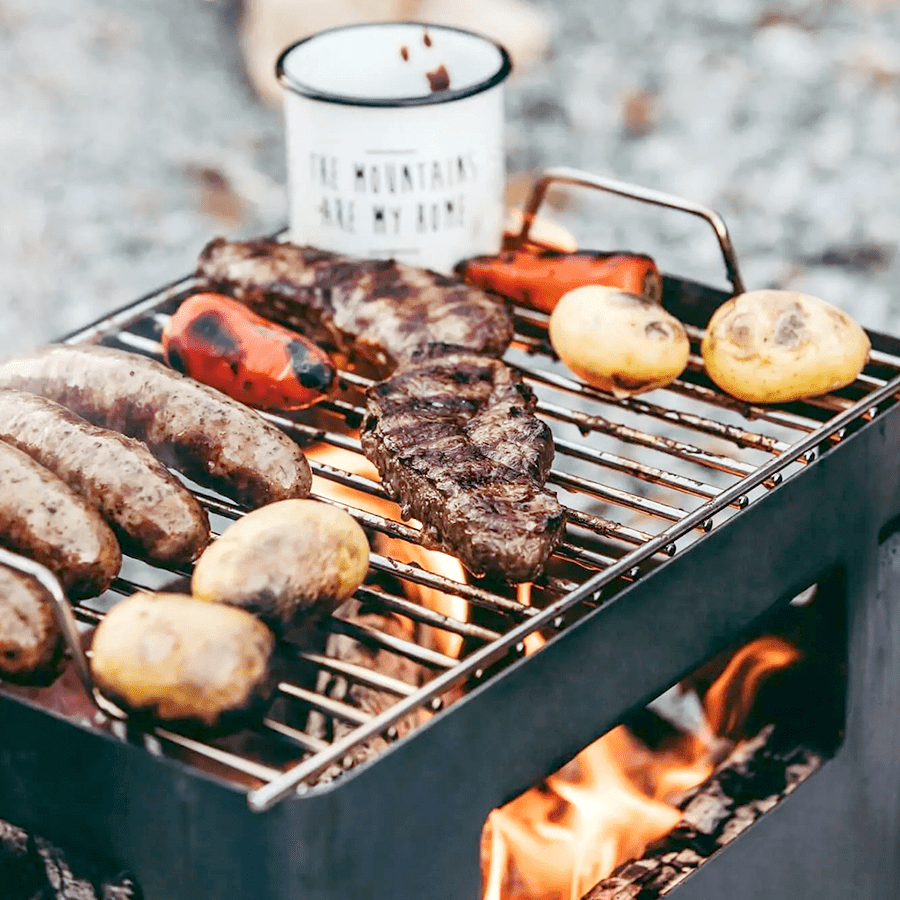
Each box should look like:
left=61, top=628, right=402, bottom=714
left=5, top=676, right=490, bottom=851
left=304, top=442, right=468, bottom=658
left=482, top=635, right=802, bottom=900
left=704, top=635, right=801, bottom=739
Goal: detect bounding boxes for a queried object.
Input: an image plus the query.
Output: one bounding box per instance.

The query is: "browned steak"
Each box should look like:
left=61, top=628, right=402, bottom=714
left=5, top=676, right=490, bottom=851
left=197, top=237, right=514, bottom=375
left=360, top=348, right=564, bottom=583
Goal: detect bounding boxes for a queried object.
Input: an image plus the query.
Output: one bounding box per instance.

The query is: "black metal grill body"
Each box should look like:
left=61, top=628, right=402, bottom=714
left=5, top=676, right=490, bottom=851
left=665, top=481, right=900, bottom=898
left=1, top=277, right=899, bottom=900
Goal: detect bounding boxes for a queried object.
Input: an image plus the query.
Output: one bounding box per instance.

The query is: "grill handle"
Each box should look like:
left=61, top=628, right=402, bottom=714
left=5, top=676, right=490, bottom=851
left=0, top=547, right=127, bottom=721
left=510, top=166, right=745, bottom=296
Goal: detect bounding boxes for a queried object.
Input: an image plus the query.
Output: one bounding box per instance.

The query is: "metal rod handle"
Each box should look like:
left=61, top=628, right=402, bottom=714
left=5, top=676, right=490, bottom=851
left=514, top=166, right=745, bottom=296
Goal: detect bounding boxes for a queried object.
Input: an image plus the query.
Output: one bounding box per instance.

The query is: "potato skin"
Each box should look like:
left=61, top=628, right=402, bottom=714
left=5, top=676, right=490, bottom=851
left=192, top=499, right=369, bottom=630
left=90, top=591, right=274, bottom=729
left=701, top=290, right=870, bottom=404
left=548, top=285, right=690, bottom=397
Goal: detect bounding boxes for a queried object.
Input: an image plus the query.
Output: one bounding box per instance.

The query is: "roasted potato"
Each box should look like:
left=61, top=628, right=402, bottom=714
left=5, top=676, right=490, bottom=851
left=548, top=285, right=690, bottom=397
left=90, top=591, right=274, bottom=729
left=701, top=290, right=870, bottom=404
left=192, top=499, right=370, bottom=631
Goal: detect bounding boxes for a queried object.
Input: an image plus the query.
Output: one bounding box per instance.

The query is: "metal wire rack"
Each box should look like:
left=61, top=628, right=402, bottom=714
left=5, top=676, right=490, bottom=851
left=3, top=171, right=899, bottom=815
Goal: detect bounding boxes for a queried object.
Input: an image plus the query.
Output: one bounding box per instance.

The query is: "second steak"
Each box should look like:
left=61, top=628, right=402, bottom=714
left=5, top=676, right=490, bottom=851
left=360, top=349, right=565, bottom=583
left=197, top=236, right=515, bottom=376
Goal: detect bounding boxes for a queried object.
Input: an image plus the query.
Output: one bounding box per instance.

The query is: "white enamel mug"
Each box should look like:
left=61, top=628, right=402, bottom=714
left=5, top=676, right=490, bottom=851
left=277, top=22, right=512, bottom=275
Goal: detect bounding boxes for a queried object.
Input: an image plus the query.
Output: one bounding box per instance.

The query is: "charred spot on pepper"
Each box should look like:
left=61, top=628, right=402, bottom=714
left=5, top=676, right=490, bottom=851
left=286, top=340, right=335, bottom=392
left=166, top=346, right=189, bottom=375
left=186, top=311, right=242, bottom=357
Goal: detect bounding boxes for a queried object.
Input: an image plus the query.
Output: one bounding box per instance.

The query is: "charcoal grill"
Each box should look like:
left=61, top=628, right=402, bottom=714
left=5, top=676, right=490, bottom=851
left=2, top=169, right=900, bottom=900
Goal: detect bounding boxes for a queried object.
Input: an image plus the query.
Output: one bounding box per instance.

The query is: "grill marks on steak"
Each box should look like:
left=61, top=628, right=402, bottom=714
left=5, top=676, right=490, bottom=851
left=360, top=350, right=565, bottom=582
left=197, top=237, right=514, bottom=375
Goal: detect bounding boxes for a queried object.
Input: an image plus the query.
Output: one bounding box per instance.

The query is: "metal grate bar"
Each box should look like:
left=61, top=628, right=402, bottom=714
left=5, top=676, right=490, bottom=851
left=561, top=507, right=658, bottom=545
left=666, top=379, right=818, bottom=433
left=277, top=683, right=373, bottom=727
left=518, top=365, right=791, bottom=456
left=538, top=399, right=759, bottom=478
left=328, top=618, right=458, bottom=670
left=869, top=347, right=900, bottom=368
left=365, top=552, right=535, bottom=617
left=261, top=719, right=329, bottom=754
left=551, top=471, right=691, bottom=528
left=296, top=652, right=417, bottom=697
left=553, top=438, right=742, bottom=507
left=152, top=728, right=283, bottom=782
left=552, top=540, right=632, bottom=572
left=355, top=583, right=501, bottom=643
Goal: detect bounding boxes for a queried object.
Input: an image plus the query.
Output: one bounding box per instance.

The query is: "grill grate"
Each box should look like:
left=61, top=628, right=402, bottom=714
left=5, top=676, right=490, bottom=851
left=1, top=172, right=897, bottom=814
left=1, top=261, right=888, bottom=814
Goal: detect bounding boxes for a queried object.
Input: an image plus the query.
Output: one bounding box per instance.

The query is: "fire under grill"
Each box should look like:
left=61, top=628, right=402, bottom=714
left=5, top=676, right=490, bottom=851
left=3, top=175, right=900, bottom=900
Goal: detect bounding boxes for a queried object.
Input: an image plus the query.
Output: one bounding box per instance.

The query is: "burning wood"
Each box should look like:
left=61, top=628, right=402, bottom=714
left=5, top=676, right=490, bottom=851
left=0, top=817, right=138, bottom=900
left=481, top=636, right=807, bottom=900
left=585, top=732, right=824, bottom=899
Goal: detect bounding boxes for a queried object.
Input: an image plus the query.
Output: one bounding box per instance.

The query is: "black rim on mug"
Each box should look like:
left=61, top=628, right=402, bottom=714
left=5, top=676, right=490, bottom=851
left=276, top=21, right=513, bottom=108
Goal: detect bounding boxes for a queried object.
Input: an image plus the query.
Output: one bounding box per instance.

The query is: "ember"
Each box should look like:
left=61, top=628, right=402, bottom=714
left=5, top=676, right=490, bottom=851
left=481, top=635, right=804, bottom=900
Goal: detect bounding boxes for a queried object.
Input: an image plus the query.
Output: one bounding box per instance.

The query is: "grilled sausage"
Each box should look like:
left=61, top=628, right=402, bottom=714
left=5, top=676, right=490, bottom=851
left=0, top=562, right=63, bottom=681
left=0, top=345, right=312, bottom=508
left=162, top=292, right=335, bottom=411
left=0, top=440, right=121, bottom=599
left=90, top=592, right=275, bottom=729
left=0, top=390, right=210, bottom=564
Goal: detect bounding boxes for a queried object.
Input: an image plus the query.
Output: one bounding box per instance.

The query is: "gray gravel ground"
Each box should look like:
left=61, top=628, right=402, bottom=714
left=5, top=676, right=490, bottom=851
left=1, top=0, right=898, bottom=359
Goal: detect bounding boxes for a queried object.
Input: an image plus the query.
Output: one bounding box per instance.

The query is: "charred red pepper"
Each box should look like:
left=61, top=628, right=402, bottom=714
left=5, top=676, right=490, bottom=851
left=162, top=292, right=335, bottom=410
left=456, top=248, right=663, bottom=314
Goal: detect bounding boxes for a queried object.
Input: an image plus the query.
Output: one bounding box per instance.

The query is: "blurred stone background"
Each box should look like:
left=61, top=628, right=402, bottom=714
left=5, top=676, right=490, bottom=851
left=1, top=0, right=898, bottom=359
